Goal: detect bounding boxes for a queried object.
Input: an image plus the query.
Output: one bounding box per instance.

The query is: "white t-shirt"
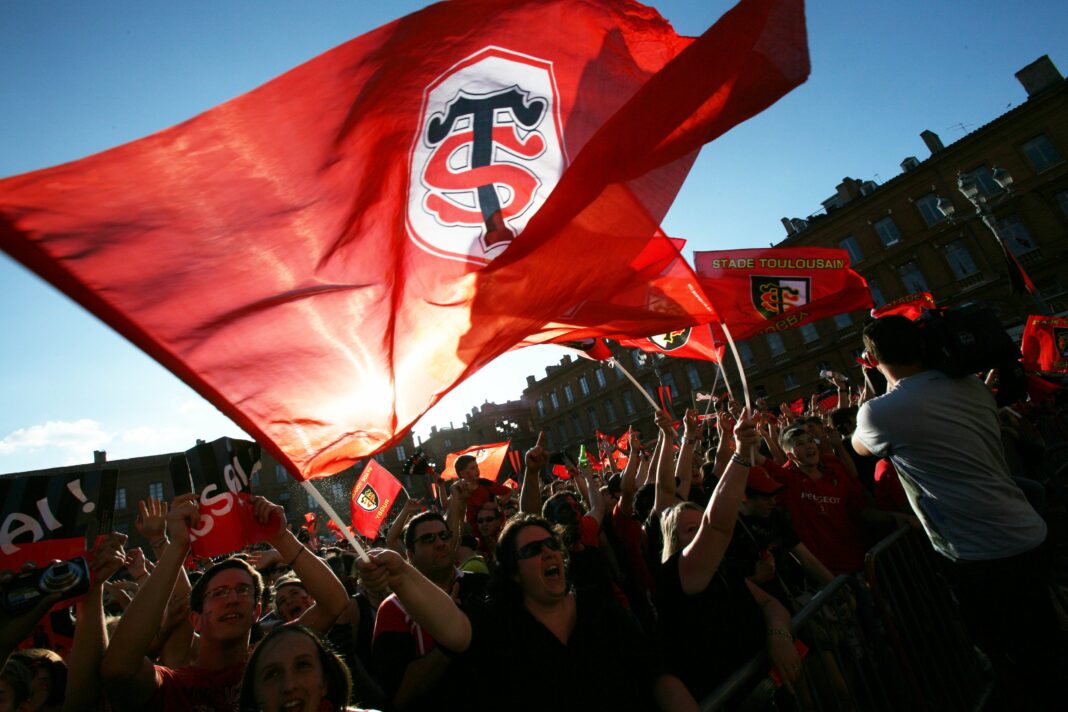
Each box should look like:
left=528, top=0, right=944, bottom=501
left=854, top=370, right=1046, bottom=561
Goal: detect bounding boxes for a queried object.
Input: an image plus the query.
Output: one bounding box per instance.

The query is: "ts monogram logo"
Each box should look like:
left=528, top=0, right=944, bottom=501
left=751, top=276, right=810, bottom=320
left=354, top=485, right=379, bottom=512
left=408, top=47, right=566, bottom=264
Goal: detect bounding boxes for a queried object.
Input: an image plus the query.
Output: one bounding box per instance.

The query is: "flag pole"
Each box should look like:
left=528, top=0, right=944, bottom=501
left=703, top=364, right=722, bottom=417
left=608, top=357, right=662, bottom=412
left=300, top=479, right=370, bottom=562
left=719, top=322, right=752, bottom=413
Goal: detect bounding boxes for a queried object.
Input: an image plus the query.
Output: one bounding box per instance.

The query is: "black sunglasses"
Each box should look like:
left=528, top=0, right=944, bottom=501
left=415, top=529, right=452, bottom=545
left=516, top=536, right=562, bottom=560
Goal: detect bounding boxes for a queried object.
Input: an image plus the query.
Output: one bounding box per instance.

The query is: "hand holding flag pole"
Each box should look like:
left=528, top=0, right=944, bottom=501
left=300, top=480, right=370, bottom=562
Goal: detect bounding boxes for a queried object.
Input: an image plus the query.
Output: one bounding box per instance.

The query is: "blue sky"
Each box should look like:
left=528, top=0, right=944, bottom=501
left=2, top=0, right=1066, bottom=474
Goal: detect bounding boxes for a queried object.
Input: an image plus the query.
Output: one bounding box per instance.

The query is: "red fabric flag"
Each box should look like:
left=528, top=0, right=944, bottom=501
left=349, top=460, right=403, bottom=539
left=442, top=442, right=511, bottom=482
left=504, top=478, right=520, bottom=491
left=693, top=247, right=871, bottom=340
left=789, top=398, right=805, bottom=415
left=325, top=519, right=352, bottom=541
left=618, top=323, right=725, bottom=363
left=1021, top=315, right=1068, bottom=373
left=551, top=464, right=571, bottom=480
left=0, top=0, right=808, bottom=480
left=871, top=291, right=937, bottom=321
left=302, top=511, right=318, bottom=536
left=817, top=392, right=839, bottom=412
left=558, top=338, right=615, bottom=361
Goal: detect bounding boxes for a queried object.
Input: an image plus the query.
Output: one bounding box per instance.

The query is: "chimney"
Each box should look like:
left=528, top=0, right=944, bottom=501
left=93, top=450, right=107, bottom=464
left=526, top=375, right=536, bottom=388
left=1015, top=55, right=1063, bottom=97
left=781, top=217, right=797, bottom=236
left=900, top=156, right=920, bottom=172
left=920, top=130, right=944, bottom=154
left=836, top=177, right=862, bottom=203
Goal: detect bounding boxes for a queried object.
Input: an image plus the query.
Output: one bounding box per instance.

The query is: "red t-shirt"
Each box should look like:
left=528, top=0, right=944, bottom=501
left=764, top=457, right=869, bottom=574
left=151, top=661, right=244, bottom=712
left=465, top=479, right=512, bottom=529
left=372, top=593, right=436, bottom=656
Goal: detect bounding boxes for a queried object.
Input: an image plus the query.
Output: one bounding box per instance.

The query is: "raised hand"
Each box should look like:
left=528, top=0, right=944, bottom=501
left=135, top=497, right=169, bottom=544
left=354, top=548, right=408, bottom=594
left=249, top=495, right=287, bottom=542
left=248, top=548, right=284, bottom=571
left=733, top=408, right=759, bottom=453
left=165, top=494, right=201, bottom=550
left=525, top=432, right=549, bottom=472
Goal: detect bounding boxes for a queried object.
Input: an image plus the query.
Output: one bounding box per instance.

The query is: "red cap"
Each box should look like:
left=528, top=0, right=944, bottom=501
left=746, top=466, right=786, bottom=495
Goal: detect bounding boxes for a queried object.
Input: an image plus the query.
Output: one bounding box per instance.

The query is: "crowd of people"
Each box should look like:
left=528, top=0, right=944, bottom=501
left=2, top=316, right=1066, bottom=711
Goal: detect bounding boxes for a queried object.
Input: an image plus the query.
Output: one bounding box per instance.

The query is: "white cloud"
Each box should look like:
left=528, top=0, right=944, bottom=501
left=0, top=419, right=112, bottom=456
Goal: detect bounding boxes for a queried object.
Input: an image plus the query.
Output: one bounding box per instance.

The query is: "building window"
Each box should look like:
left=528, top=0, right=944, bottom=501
left=544, top=431, right=555, bottom=450
left=968, top=165, right=1003, bottom=197
left=604, top=400, right=618, bottom=424
left=818, top=360, right=833, bottom=374
left=661, top=373, right=678, bottom=401
left=898, top=261, right=930, bottom=293
left=1021, top=134, right=1063, bottom=173
left=275, top=464, right=288, bottom=483
left=943, top=240, right=980, bottom=279
left=395, top=445, right=407, bottom=461
left=783, top=373, right=798, bottom=390
left=614, top=365, right=625, bottom=380
left=622, top=392, right=636, bottom=416
left=644, top=383, right=658, bottom=408
left=753, top=384, right=769, bottom=400
left=915, top=192, right=945, bottom=227
left=587, top=408, right=600, bottom=430
left=595, top=369, right=607, bottom=389
left=838, top=235, right=864, bottom=263
left=736, top=341, right=756, bottom=366
left=536, top=398, right=545, bottom=417
left=375, top=453, right=384, bottom=464
left=873, top=216, right=902, bottom=247
left=766, top=332, right=785, bottom=357
left=833, top=313, right=853, bottom=330
left=570, top=414, right=582, bottom=437
left=1056, top=190, right=1068, bottom=219
left=148, top=482, right=164, bottom=502
left=799, top=323, right=819, bottom=343
left=557, top=423, right=567, bottom=443
left=685, top=364, right=702, bottom=390
left=115, top=487, right=127, bottom=510
left=578, top=375, right=590, bottom=396
left=550, top=392, right=560, bottom=409
left=444, top=438, right=452, bottom=448
left=996, top=215, right=1038, bottom=255
left=250, top=469, right=260, bottom=488
left=867, top=278, right=886, bottom=307
left=563, top=385, right=574, bottom=404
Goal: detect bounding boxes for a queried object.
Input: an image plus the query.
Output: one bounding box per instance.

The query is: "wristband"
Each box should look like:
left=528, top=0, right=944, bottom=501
left=287, top=546, right=307, bottom=567
left=767, top=627, right=793, bottom=641
left=730, top=453, right=752, bottom=468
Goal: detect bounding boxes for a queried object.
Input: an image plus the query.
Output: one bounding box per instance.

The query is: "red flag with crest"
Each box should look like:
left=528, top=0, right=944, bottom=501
left=871, top=292, right=937, bottom=321
left=619, top=324, right=724, bottom=363
left=349, top=461, right=403, bottom=539
left=694, top=247, right=870, bottom=341
left=1021, top=315, right=1068, bottom=374
left=0, top=0, right=808, bottom=480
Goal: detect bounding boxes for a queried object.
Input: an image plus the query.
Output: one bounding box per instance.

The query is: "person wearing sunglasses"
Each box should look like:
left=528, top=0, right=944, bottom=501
left=370, top=511, right=486, bottom=712
left=357, top=515, right=700, bottom=711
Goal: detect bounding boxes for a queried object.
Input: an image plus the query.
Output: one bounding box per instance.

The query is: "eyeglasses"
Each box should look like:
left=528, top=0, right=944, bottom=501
left=516, top=536, right=562, bottom=560
left=205, top=583, right=254, bottom=600
left=476, top=515, right=500, bottom=524
left=415, top=529, right=452, bottom=545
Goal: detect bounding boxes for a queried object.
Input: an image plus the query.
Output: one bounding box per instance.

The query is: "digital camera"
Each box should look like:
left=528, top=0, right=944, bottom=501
left=0, top=557, right=91, bottom=614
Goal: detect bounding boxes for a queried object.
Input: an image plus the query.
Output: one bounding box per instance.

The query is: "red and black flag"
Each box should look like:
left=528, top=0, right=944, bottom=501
left=349, top=460, right=403, bottom=540
left=872, top=291, right=937, bottom=320
left=1021, top=315, right=1068, bottom=374
left=693, top=247, right=871, bottom=340
left=619, top=324, right=725, bottom=363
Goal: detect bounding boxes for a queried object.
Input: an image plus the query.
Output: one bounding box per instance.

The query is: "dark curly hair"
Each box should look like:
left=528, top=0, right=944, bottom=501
left=239, top=624, right=352, bottom=712
left=492, top=513, right=569, bottom=605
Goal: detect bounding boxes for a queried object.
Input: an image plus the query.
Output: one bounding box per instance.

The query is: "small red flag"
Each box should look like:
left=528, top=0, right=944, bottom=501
left=1021, top=315, right=1068, bottom=373
left=871, top=291, right=937, bottom=321
left=558, top=338, right=615, bottom=361
left=817, top=392, right=839, bottom=412
left=325, top=519, right=352, bottom=541
left=442, top=442, right=510, bottom=482
left=619, top=324, right=725, bottom=363
left=551, top=464, right=571, bottom=480
left=693, top=247, right=871, bottom=341
left=789, top=398, right=805, bottom=415
left=349, top=461, right=403, bottom=540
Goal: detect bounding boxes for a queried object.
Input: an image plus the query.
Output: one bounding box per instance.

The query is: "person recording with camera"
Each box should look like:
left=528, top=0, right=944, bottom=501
left=850, top=315, right=1061, bottom=707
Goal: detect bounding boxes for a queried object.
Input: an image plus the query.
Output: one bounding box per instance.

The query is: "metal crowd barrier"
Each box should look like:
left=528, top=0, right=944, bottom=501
left=700, top=528, right=993, bottom=711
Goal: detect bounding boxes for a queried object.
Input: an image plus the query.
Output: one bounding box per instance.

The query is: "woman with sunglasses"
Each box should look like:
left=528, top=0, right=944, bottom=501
left=357, top=514, right=699, bottom=711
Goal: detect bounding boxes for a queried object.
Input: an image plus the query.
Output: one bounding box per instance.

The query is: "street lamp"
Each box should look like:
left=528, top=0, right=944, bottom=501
left=937, top=167, right=1049, bottom=314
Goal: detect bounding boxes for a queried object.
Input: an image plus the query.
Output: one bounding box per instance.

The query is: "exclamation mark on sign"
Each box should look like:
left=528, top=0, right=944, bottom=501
left=66, top=479, right=96, bottom=513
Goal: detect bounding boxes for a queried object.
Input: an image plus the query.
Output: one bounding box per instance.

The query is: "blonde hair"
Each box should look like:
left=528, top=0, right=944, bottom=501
left=660, top=501, right=702, bottom=563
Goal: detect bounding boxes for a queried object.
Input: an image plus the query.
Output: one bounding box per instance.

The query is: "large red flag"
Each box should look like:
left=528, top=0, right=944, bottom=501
left=693, top=247, right=871, bottom=340
left=442, top=442, right=511, bottom=482
left=619, top=324, right=725, bottom=363
left=349, top=460, right=404, bottom=539
left=0, top=0, right=808, bottom=479
left=1021, top=315, right=1068, bottom=374
left=871, top=291, right=937, bottom=321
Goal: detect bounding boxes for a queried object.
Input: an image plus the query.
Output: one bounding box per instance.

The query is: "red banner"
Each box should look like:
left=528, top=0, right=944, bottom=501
left=1021, top=315, right=1068, bottom=373
left=442, top=442, right=510, bottom=482
left=349, top=461, right=403, bottom=540
left=871, top=291, right=937, bottom=320
left=693, top=247, right=871, bottom=340
left=619, top=323, right=725, bottom=363
left=0, top=0, right=808, bottom=480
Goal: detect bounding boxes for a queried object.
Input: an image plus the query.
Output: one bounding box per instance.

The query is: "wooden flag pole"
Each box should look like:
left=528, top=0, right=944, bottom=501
left=300, top=479, right=370, bottom=562
left=608, top=357, right=662, bottom=412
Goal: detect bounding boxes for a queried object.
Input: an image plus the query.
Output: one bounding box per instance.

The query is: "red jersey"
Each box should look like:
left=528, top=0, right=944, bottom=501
left=151, top=661, right=244, bottom=712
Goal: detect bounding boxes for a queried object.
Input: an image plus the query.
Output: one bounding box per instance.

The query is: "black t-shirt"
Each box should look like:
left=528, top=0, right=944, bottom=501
left=655, top=550, right=765, bottom=700
left=455, top=588, right=662, bottom=712
left=726, top=510, right=806, bottom=609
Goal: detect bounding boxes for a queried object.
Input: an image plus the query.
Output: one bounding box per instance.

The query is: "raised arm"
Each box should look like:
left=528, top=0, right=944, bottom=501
left=578, top=468, right=606, bottom=526
left=251, top=496, right=348, bottom=633
left=674, top=409, right=702, bottom=502
left=385, top=497, right=424, bottom=555
left=446, top=483, right=470, bottom=555
left=102, top=494, right=200, bottom=706
left=520, top=432, right=548, bottom=515
left=356, top=549, right=472, bottom=652
left=678, top=410, right=757, bottom=595
left=652, top=409, right=677, bottom=514
left=618, top=431, right=641, bottom=516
